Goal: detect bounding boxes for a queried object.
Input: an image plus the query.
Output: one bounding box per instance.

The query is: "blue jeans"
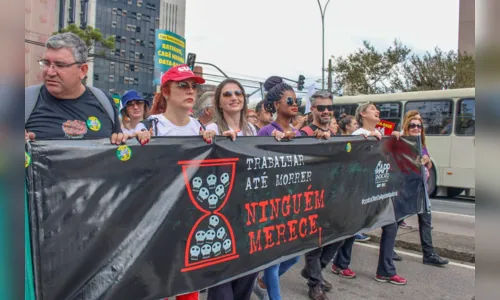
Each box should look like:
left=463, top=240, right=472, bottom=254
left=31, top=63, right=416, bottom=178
left=262, top=256, right=300, bottom=300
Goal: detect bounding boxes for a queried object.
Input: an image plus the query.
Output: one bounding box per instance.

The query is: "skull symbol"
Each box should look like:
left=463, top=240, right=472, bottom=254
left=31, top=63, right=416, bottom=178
left=208, top=194, right=219, bottom=209
left=212, top=242, right=222, bottom=256
left=190, top=245, right=200, bottom=261
left=207, top=174, right=217, bottom=189
left=217, top=227, right=227, bottom=240
left=222, top=239, right=232, bottom=253
left=201, top=244, right=211, bottom=259
left=206, top=229, right=216, bottom=244
left=195, top=230, right=206, bottom=246
left=209, top=215, right=220, bottom=229
left=220, top=173, right=230, bottom=187
left=215, top=184, right=225, bottom=199
left=197, top=187, right=209, bottom=203
left=192, top=177, right=203, bottom=192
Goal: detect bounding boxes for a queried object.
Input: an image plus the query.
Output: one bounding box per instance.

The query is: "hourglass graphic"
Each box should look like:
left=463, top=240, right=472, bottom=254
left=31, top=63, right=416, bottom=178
left=178, top=158, right=240, bottom=272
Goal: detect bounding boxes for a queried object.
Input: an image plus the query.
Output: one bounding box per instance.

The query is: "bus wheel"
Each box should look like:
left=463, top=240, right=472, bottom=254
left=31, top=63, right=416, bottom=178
left=447, top=187, right=465, bottom=198
left=428, top=167, right=437, bottom=197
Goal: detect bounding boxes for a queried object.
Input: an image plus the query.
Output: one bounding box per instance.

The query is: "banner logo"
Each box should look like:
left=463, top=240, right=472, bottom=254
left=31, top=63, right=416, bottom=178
left=116, top=145, right=132, bottom=162
left=179, top=158, right=240, bottom=272
left=374, top=161, right=391, bottom=188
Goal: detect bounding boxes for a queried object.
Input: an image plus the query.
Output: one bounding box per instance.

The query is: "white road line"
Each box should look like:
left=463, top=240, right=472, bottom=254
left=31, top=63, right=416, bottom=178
left=431, top=199, right=475, bottom=206
left=355, top=242, right=475, bottom=270
left=432, top=211, right=475, bottom=218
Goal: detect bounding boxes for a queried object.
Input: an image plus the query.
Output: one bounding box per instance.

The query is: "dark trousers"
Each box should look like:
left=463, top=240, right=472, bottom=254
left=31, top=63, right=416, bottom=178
left=376, top=222, right=399, bottom=277
left=207, top=273, right=259, bottom=300
left=332, top=236, right=356, bottom=269
left=305, top=241, right=342, bottom=286
left=418, top=212, right=434, bottom=257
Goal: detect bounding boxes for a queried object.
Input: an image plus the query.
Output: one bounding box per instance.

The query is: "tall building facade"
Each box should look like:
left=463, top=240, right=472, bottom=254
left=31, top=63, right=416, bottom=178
left=54, top=0, right=186, bottom=98
left=458, top=0, right=475, bottom=55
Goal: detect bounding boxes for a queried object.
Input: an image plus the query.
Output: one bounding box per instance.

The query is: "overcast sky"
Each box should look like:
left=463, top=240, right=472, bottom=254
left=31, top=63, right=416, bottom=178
left=185, top=0, right=459, bottom=99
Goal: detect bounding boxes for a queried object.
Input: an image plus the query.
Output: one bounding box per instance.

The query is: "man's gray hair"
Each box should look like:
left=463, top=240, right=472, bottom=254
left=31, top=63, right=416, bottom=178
left=309, top=90, right=333, bottom=107
left=196, top=91, right=214, bottom=118
left=46, top=32, right=88, bottom=63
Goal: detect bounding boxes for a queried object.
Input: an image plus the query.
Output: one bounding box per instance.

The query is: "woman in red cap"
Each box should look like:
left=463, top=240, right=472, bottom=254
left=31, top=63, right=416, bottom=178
left=136, top=64, right=215, bottom=300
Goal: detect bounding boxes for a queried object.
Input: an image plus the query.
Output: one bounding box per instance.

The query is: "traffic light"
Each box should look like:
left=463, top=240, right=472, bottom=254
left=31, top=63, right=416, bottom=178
left=187, top=53, right=196, bottom=70
left=298, top=74, right=305, bottom=91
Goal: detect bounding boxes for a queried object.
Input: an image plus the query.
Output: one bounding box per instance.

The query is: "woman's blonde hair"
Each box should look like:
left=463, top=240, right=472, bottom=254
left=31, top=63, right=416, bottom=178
left=355, top=102, right=375, bottom=128
left=402, top=115, right=426, bottom=147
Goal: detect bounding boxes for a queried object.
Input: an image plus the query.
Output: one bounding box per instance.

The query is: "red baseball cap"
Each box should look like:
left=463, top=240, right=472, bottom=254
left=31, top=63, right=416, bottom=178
left=161, top=64, right=205, bottom=86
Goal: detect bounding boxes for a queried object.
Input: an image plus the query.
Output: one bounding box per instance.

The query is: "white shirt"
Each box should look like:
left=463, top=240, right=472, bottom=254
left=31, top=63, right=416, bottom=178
left=121, top=126, right=136, bottom=135
left=205, top=122, right=257, bottom=136
left=134, top=114, right=201, bottom=136
left=351, top=128, right=372, bottom=136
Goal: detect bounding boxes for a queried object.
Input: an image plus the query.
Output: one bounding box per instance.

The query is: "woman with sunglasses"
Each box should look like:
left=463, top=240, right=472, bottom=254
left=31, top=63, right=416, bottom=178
left=135, top=64, right=215, bottom=300
left=205, top=79, right=257, bottom=142
left=120, top=90, right=149, bottom=135
left=253, top=79, right=302, bottom=300
left=401, top=114, right=449, bottom=267
left=352, top=102, right=407, bottom=285
left=203, top=79, right=258, bottom=300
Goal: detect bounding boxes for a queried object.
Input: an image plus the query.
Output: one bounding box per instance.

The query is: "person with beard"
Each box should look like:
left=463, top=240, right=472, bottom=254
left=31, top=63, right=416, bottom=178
left=299, top=91, right=336, bottom=138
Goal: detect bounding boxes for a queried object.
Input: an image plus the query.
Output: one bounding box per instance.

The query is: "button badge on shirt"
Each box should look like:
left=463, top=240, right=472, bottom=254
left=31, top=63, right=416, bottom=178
left=86, top=116, right=102, bottom=132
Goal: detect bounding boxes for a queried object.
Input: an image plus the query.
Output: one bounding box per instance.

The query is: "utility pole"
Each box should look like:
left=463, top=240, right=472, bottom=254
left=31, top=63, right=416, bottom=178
left=316, top=0, right=331, bottom=90
left=327, top=58, right=332, bottom=92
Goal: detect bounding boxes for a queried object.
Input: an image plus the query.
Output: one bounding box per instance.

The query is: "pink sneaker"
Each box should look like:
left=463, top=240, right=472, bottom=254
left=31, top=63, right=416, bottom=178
left=331, top=264, right=356, bottom=279
left=375, top=274, right=407, bottom=285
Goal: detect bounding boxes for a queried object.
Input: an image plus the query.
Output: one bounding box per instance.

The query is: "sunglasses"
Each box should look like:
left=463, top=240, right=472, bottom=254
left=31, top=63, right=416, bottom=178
left=314, top=105, right=334, bottom=112
left=126, top=100, right=145, bottom=107
left=285, top=97, right=302, bottom=106
left=177, top=81, right=198, bottom=90
left=409, top=123, right=422, bottom=129
left=222, top=90, right=243, bottom=97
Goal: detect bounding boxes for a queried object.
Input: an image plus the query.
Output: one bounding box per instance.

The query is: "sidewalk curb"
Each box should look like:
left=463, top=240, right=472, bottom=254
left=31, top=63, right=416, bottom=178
left=366, top=229, right=475, bottom=263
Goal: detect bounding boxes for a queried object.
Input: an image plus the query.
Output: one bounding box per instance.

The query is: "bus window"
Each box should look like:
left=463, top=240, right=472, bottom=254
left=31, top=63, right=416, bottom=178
left=374, top=102, right=402, bottom=131
left=405, top=100, right=454, bottom=135
left=455, top=98, right=475, bottom=135
left=333, top=104, right=358, bottom=120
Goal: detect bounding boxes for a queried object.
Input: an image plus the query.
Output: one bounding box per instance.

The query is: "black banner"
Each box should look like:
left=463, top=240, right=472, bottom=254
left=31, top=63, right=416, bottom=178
left=26, top=136, right=427, bottom=300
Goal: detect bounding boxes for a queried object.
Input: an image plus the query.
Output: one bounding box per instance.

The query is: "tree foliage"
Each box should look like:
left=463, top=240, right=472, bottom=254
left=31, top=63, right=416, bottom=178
left=54, top=24, right=115, bottom=59
left=331, top=40, right=475, bottom=95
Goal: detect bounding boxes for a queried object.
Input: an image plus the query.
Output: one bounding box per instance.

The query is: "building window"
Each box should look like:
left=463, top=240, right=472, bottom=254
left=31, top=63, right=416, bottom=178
left=136, top=26, right=141, bottom=33
left=125, top=64, right=130, bottom=71
left=109, top=75, right=115, bottom=82
left=148, top=41, right=154, bottom=48
left=135, top=38, right=141, bottom=46
left=120, top=49, right=126, bottom=57
left=121, top=37, right=127, bottom=43
left=128, top=0, right=133, bottom=4
left=134, top=78, right=139, bottom=84
left=110, top=62, right=115, bottom=69
left=137, top=0, right=143, bottom=7
left=110, top=49, right=115, bottom=56
left=115, top=35, right=121, bottom=42
left=112, top=8, right=117, bottom=15
left=146, top=2, right=155, bottom=10
left=149, top=28, right=155, bottom=35
left=109, top=88, right=116, bottom=93
left=122, top=10, right=127, bottom=17
left=148, top=67, right=153, bottom=74
left=136, top=13, right=141, bottom=20
left=111, top=21, right=117, bottom=28
left=93, top=74, right=99, bottom=81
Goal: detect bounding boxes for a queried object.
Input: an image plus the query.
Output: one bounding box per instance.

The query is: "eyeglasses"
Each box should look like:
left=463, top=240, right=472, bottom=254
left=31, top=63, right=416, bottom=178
left=313, top=105, right=334, bottom=112
left=222, top=90, right=243, bottom=97
left=285, top=97, right=302, bottom=106
left=176, top=81, right=198, bottom=90
left=409, top=123, right=422, bottom=129
left=126, top=100, right=145, bottom=107
left=38, top=59, right=82, bottom=70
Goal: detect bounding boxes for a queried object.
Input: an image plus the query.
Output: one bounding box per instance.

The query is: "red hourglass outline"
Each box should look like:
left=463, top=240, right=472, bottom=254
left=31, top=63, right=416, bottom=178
left=178, top=158, right=240, bottom=272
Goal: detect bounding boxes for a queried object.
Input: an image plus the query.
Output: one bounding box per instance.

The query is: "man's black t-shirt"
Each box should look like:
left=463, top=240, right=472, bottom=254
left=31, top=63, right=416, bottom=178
left=299, top=124, right=335, bottom=136
left=25, top=85, right=121, bottom=139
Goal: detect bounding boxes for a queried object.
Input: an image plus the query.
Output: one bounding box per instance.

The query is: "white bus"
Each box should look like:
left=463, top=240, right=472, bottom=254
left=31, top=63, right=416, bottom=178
left=331, top=88, right=475, bottom=198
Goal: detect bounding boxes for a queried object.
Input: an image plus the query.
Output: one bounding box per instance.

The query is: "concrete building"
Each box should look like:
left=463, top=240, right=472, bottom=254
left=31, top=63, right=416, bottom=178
left=458, top=0, right=475, bottom=55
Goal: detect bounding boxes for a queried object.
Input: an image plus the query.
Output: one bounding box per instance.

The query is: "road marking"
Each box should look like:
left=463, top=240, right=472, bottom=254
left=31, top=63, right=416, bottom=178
left=355, top=242, right=475, bottom=270
left=432, top=211, right=475, bottom=218
left=431, top=199, right=475, bottom=206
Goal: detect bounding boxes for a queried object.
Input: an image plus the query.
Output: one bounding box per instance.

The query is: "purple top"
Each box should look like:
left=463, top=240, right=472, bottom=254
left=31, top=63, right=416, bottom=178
left=422, top=147, right=429, bottom=157
left=257, top=121, right=301, bottom=137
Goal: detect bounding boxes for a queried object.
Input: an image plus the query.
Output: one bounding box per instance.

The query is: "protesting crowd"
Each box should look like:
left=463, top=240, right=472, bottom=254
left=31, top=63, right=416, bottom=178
left=25, top=32, right=450, bottom=300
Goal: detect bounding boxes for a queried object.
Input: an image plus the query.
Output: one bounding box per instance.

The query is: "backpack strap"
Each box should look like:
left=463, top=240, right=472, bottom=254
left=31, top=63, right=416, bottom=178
left=88, top=86, right=115, bottom=125
left=25, top=85, right=43, bottom=125
left=198, top=119, right=206, bottom=131
left=300, top=126, right=315, bottom=136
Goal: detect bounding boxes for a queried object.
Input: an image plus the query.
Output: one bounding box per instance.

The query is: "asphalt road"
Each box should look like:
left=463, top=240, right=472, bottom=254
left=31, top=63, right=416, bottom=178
left=430, top=197, right=475, bottom=216
left=201, top=242, right=475, bottom=300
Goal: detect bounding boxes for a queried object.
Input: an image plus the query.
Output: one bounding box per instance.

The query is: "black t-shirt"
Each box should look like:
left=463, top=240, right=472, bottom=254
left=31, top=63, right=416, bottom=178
left=25, top=85, right=121, bottom=139
left=299, top=124, right=336, bottom=136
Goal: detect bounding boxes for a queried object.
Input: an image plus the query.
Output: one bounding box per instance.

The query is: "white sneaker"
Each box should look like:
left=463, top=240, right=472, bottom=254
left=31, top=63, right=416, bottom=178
left=253, top=276, right=269, bottom=300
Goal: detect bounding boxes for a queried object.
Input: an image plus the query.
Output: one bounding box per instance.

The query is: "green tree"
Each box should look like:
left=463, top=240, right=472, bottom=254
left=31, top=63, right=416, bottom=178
left=393, top=47, right=475, bottom=91
left=331, top=40, right=411, bottom=95
left=54, top=24, right=115, bottom=59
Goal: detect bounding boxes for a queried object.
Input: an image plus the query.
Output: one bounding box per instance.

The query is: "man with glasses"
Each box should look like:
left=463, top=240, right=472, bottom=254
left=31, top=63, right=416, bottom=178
left=300, top=91, right=336, bottom=137
left=25, top=32, right=126, bottom=144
